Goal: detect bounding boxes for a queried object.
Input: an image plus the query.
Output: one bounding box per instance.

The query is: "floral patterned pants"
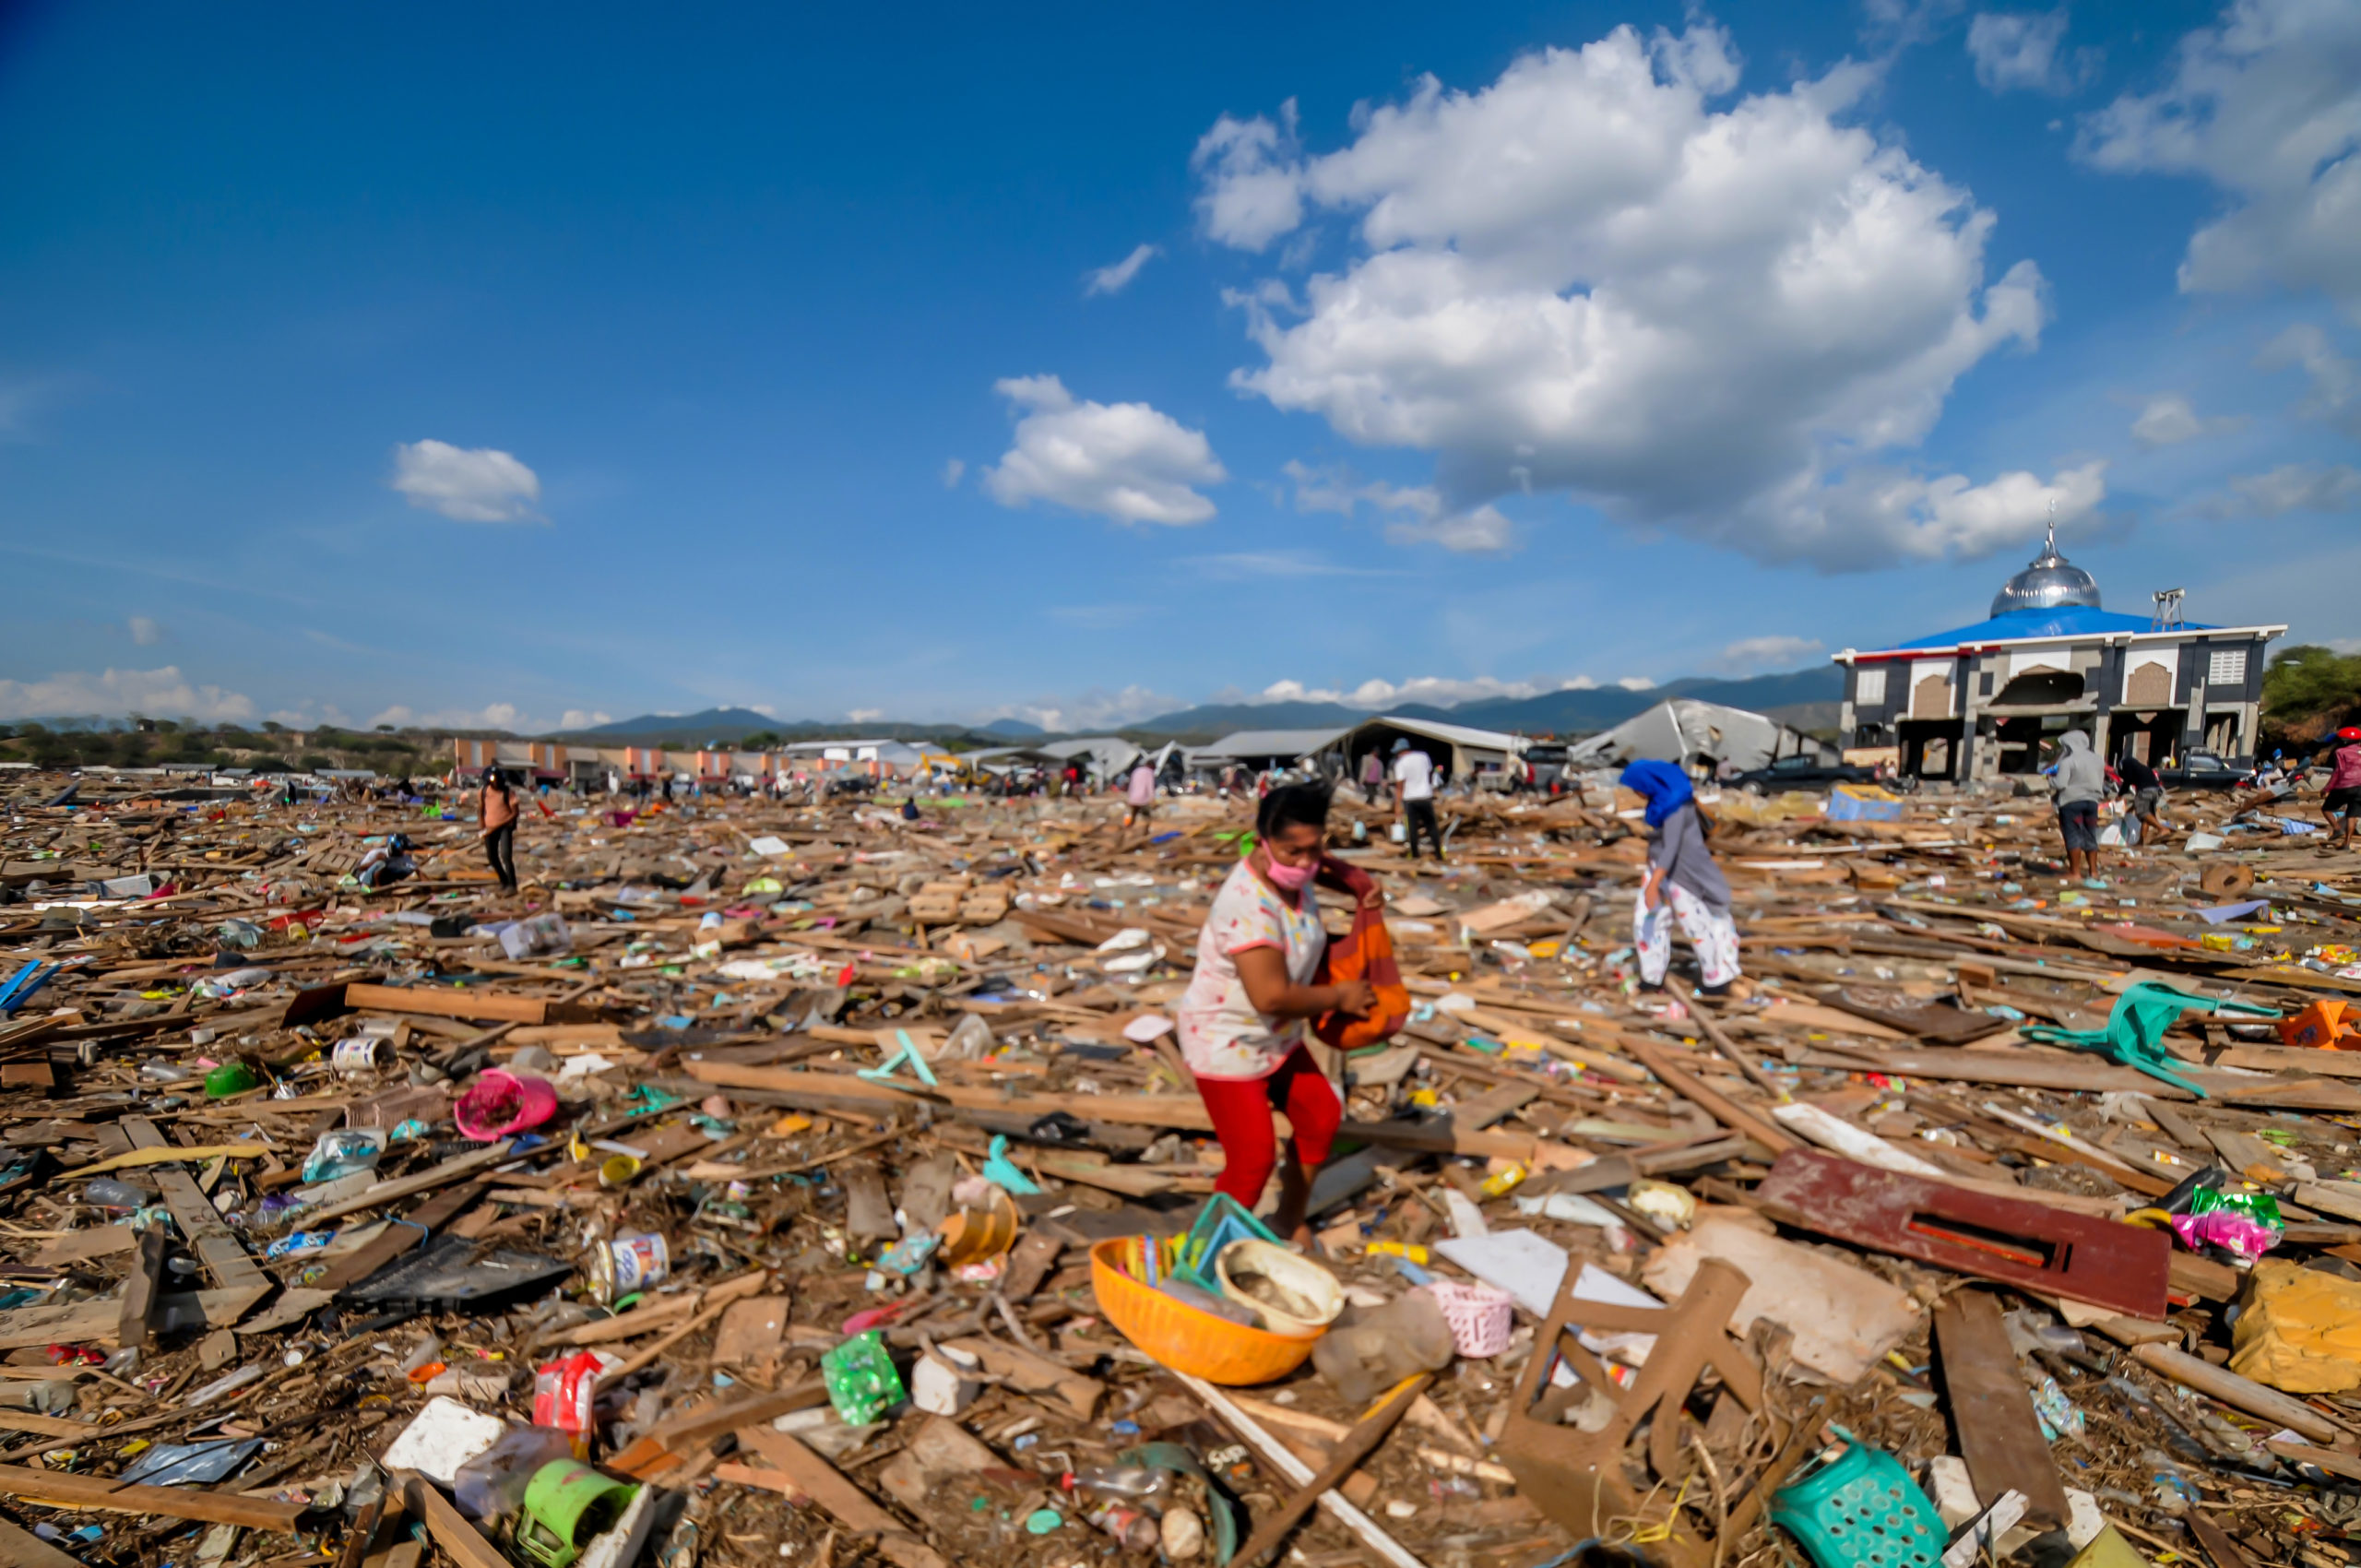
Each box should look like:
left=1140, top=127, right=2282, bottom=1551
left=1634, top=882, right=1740, bottom=986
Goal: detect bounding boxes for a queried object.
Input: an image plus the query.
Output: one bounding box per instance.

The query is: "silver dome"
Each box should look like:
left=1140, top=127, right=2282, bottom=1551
left=1989, top=524, right=2100, bottom=617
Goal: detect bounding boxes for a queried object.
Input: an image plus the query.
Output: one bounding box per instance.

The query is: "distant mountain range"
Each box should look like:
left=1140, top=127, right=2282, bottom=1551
left=549, top=666, right=1844, bottom=748
left=1121, top=667, right=1844, bottom=742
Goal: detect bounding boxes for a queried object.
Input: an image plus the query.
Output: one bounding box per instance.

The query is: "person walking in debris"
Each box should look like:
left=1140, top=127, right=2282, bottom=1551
left=1391, top=739, right=1444, bottom=861
left=2050, top=730, right=2106, bottom=884
left=1359, top=749, right=1385, bottom=803
left=2319, top=727, right=2361, bottom=850
left=1619, top=760, right=1740, bottom=996
left=1180, top=781, right=1377, bottom=1244
left=480, top=766, right=520, bottom=893
left=2118, top=746, right=2169, bottom=847
left=1123, top=757, right=1157, bottom=834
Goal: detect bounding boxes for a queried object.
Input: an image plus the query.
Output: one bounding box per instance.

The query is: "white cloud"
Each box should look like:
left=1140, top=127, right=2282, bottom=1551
left=847, top=708, right=885, bottom=724
left=1715, top=635, right=1826, bottom=673
left=1192, top=105, right=1306, bottom=252
left=982, top=375, right=1227, bottom=526
left=1198, top=23, right=2078, bottom=571
left=367, top=702, right=525, bottom=732
left=559, top=709, right=613, bottom=730
left=0, top=666, right=255, bottom=723
left=2079, top=0, right=2361, bottom=318
left=1967, top=11, right=2090, bottom=95
left=127, top=616, right=162, bottom=647
left=1085, top=244, right=1160, bottom=297
left=390, top=440, right=544, bottom=523
left=2256, top=323, right=2361, bottom=435
left=942, top=457, right=966, bottom=488
left=1281, top=461, right=1516, bottom=552
left=1616, top=675, right=1657, bottom=691
left=2219, top=462, right=2361, bottom=517
left=2130, top=392, right=2248, bottom=446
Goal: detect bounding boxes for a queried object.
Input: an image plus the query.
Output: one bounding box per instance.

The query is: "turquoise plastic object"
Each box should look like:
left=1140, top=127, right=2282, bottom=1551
left=1170, top=1194, right=1280, bottom=1296
left=2022, top=980, right=2277, bottom=1097
left=981, top=1134, right=1041, bottom=1196
left=1770, top=1431, right=1944, bottom=1568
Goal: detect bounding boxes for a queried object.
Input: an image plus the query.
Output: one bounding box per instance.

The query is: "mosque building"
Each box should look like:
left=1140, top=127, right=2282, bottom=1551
left=1833, top=528, right=2284, bottom=783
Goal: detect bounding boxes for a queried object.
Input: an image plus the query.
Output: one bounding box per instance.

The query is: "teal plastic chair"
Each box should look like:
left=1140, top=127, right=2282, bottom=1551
left=2021, top=980, right=2276, bottom=1097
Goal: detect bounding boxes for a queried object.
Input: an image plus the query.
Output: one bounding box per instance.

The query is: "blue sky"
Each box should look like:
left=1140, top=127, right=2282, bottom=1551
left=1, top=0, right=2355, bottom=733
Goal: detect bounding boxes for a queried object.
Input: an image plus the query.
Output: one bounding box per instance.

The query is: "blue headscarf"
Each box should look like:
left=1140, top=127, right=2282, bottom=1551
left=1619, top=760, right=1694, bottom=828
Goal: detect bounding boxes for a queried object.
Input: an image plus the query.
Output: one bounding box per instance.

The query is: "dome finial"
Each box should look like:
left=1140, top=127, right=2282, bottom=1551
left=1990, top=495, right=2100, bottom=616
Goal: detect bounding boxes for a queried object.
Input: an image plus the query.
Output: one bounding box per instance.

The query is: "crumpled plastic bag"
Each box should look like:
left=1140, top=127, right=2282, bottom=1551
left=2228, top=1259, right=2361, bottom=1392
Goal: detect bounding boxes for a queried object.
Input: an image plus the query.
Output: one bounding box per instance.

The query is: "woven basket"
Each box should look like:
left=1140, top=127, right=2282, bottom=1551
left=1423, top=1281, right=1514, bottom=1358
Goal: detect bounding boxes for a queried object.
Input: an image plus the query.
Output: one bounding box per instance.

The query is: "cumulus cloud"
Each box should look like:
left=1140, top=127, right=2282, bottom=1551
left=983, top=375, right=1227, bottom=526
left=127, top=616, right=162, bottom=647
left=1243, top=671, right=1662, bottom=709
left=942, top=458, right=966, bottom=488
left=390, top=440, right=544, bottom=523
left=0, top=667, right=255, bottom=723
left=1085, top=244, right=1160, bottom=296
left=2216, top=462, right=2361, bottom=517
left=1197, top=22, right=2080, bottom=571
left=2256, top=324, right=2361, bottom=435
left=1967, top=11, right=2091, bottom=94
left=846, top=707, right=884, bottom=724
left=1715, top=635, right=1826, bottom=673
left=2079, top=0, right=2361, bottom=318
left=367, top=702, right=525, bottom=731
left=559, top=709, right=613, bottom=730
left=2130, top=392, right=2248, bottom=446
left=1282, top=460, right=1516, bottom=552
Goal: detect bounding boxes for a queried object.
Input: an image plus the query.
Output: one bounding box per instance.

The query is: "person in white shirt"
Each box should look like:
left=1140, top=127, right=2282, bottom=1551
left=1390, top=739, right=1444, bottom=861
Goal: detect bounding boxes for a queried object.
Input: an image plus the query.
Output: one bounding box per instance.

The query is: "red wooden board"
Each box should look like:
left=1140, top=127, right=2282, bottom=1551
left=1755, top=1149, right=2170, bottom=1319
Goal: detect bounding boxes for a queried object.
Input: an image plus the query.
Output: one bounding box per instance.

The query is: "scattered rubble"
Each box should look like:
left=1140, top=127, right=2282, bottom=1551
left=4, top=765, right=2361, bottom=1568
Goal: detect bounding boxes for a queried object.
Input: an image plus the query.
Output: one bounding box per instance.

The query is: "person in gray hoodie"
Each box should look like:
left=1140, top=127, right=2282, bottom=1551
left=2051, top=729, right=2107, bottom=883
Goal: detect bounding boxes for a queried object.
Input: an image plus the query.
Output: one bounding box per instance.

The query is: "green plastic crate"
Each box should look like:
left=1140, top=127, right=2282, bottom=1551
left=1770, top=1431, right=1944, bottom=1568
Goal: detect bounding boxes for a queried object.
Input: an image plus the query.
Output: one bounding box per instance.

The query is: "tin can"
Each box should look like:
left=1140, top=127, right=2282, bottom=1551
left=333, top=1037, right=386, bottom=1074
left=587, top=1231, right=669, bottom=1303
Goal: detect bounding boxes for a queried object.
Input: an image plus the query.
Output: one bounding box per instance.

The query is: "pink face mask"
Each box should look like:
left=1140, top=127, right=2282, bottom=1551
left=1264, top=856, right=1316, bottom=891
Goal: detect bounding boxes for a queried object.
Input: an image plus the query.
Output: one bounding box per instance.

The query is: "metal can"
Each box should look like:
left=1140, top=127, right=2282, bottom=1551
left=587, top=1231, right=669, bottom=1303
left=332, top=1037, right=386, bottom=1074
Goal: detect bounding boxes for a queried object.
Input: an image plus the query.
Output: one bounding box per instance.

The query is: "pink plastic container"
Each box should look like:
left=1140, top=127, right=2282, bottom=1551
left=454, top=1069, right=558, bottom=1140
left=1423, top=1281, right=1514, bottom=1359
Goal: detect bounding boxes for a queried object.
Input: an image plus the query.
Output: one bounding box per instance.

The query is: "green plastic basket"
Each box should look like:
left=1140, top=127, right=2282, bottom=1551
left=1172, top=1194, right=1279, bottom=1295
left=1770, top=1433, right=1944, bottom=1568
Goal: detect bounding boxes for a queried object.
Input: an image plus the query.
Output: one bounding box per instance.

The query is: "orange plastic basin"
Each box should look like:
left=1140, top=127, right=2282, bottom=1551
left=1089, top=1236, right=1323, bottom=1385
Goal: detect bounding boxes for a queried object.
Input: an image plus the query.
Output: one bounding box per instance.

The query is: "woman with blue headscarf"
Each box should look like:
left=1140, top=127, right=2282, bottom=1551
left=1618, top=761, right=1740, bottom=996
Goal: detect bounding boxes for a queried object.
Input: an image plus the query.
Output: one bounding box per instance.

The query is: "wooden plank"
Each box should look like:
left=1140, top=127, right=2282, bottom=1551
left=119, top=1226, right=166, bottom=1351
left=1934, top=1291, right=2070, bottom=1529
left=730, top=1428, right=948, bottom=1568
left=0, top=1515, right=87, bottom=1568
left=396, top=1471, right=511, bottom=1568
left=1233, top=1375, right=1431, bottom=1568
left=0, top=1463, right=305, bottom=1530
left=343, top=982, right=548, bottom=1025
left=0, top=1286, right=256, bottom=1351
left=122, top=1118, right=269, bottom=1309
left=942, top=1336, right=1103, bottom=1421
left=2127, top=1342, right=2344, bottom=1444
left=1621, top=1037, right=1797, bottom=1154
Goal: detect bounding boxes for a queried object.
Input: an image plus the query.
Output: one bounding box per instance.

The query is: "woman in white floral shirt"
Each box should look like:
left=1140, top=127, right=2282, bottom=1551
left=1177, top=781, right=1378, bottom=1242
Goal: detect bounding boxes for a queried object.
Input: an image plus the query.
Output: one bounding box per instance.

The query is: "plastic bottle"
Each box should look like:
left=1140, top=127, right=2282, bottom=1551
left=454, top=1425, right=580, bottom=1520
left=82, top=1178, right=147, bottom=1210
left=1064, top=1465, right=1169, bottom=1500
left=1087, top=1504, right=1160, bottom=1551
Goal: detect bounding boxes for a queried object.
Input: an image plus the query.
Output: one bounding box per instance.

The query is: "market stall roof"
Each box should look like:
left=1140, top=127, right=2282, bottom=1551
left=1197, top=727, right=1349, bottom=762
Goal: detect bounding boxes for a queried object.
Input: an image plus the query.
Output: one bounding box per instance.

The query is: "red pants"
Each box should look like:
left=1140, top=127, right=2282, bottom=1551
left=1196, top=1046, right=1342, bottom=1208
